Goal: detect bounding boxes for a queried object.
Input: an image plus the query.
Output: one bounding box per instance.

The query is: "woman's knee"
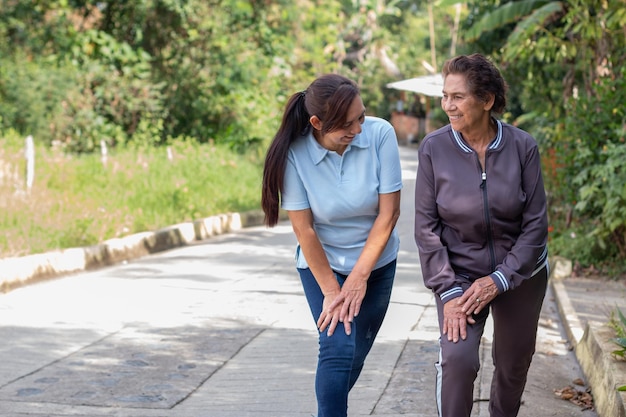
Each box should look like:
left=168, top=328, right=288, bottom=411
left=441, top=340, right=480, bottom=377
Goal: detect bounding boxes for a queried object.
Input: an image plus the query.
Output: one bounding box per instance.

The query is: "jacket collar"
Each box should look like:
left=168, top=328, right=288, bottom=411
left=451, top=119, right=503, bottom=153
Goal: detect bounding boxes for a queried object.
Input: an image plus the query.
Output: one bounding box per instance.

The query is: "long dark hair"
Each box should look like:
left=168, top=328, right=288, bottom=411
left=442, top=53, right=508, bottom=114
left=261, top=74, right=360, bottom=227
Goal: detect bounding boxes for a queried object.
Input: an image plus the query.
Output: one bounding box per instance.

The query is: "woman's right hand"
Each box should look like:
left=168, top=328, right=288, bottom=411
left=317, top=291, right=351, bottom=337
left=442, top=298, right=476, bottom=342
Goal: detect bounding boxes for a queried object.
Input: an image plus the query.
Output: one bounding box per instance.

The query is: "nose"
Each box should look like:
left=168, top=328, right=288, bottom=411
left=442, top=98, right=453, bottom=112
left=349, top=120, right=363, bottom=135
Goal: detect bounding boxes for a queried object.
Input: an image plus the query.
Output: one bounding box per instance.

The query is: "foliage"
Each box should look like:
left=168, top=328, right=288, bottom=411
left=2, top=0, right=626, bottom=277
left=610, top=308, right=626, bottom=358
left=0, top=0, right=466, bottom=259
left=460, top=0, right=626, bottom=273
left=608, top=307, right=626, bottom=391
left=555, top=69, right=626, bottom=267
left=0, top=0, right=458, bottom=153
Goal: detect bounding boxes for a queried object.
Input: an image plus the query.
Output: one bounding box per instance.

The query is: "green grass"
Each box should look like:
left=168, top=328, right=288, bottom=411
left=0, top=133, right=264, bottom=258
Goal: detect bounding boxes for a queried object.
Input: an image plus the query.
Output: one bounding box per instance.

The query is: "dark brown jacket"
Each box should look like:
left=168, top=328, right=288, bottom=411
left=414, top=120, right=548, bottom=303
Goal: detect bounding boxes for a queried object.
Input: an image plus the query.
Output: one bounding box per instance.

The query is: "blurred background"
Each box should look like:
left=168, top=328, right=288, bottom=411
left=0, top=0, right=624, bottom=279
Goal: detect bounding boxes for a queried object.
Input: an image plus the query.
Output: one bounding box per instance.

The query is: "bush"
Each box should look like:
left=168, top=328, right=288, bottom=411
left=547, top=70, right=626, bottom=272
left=608, top=307, right=626, bottom=392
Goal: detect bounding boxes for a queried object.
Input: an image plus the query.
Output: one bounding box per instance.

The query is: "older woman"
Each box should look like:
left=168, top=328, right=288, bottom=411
left=414, top=53, right=549, bottom=417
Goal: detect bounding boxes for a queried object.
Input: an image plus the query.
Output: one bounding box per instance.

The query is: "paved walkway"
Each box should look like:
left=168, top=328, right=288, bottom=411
left=0, top=145, right=623, bottom=417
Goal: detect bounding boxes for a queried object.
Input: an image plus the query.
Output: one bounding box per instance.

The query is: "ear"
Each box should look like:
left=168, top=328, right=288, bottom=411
left=309, top=115, right=323, bottom=131
left=484, top=94, right=495, bottom=112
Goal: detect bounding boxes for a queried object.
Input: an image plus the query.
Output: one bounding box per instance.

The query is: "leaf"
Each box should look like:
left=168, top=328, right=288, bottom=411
left=618, top=308, right=626, bottom=327
left=436, top=0, right=464, bottom=7
left=612, top=347, right=625, bottom=357
left=508, top=2, right=565, bottom=46
left=613, top=337, right=626, bottom=348
left=465, top=0, right=555, bottom=41
left=554, top=385, right=594, bottom=410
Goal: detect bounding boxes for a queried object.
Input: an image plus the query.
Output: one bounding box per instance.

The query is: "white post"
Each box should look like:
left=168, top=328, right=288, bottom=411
left=24, top=135, right=35, bottom=192
left=100, top=139, right=108, bottom=166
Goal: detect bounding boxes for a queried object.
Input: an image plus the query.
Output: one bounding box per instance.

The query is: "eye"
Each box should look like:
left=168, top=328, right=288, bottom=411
left=358, top=113, right=365, bottom=124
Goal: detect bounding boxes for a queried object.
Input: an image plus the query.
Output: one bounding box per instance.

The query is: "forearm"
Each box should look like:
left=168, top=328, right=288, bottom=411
left=288, top=209, right=340, bottom=295
left=352, top=217, right=398, bottom=280
left=351, top=191, right=401, bottom=280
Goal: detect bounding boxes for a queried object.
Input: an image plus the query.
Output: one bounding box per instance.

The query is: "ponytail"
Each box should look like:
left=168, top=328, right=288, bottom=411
left=261, top=92, right=310, bottom=227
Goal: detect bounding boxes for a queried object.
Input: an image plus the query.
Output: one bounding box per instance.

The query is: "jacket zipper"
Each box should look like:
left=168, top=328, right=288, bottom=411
left=479, top=166, right=497, bottom=271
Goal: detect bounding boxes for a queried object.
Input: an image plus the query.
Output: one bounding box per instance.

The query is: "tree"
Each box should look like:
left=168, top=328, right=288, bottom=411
left=459, top=0, right=626, bottom=271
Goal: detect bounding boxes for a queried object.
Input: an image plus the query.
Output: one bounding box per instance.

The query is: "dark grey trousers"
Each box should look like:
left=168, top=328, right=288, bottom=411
left=434, top=266, right=548, bottom=417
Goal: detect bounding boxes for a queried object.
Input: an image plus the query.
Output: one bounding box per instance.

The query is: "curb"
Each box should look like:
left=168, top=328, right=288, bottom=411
left=550, top=257, right=626, bottom=417
left=0, top=210, right=269, bottom=293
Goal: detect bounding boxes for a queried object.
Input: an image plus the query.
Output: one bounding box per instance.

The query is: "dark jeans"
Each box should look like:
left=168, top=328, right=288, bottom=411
left=298, top=260, right=396, bottom=417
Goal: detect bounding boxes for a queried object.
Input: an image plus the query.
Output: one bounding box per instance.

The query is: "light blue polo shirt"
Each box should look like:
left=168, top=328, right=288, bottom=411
left=281, top=116, right=403, bottom=275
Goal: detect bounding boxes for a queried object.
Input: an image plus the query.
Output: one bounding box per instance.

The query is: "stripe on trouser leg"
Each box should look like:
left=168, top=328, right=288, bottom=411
left=435, top=340, right=443, bottom=417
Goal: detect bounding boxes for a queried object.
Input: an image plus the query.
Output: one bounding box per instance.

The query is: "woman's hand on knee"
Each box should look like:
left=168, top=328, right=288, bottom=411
left=318, top=291, right=349, bottom=336
left=458, top=276, right=498, bottom=316
left=442, top=300, right=475, bottom=342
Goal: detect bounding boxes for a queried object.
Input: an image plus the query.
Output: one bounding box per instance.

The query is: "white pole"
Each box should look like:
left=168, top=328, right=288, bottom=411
left=101, top=139, right=108, bottom=166
left=24, top=135, right=35, bottom=193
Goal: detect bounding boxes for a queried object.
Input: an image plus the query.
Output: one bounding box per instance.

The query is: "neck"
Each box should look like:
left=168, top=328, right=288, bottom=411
left=462, top=118, right=496, bottom=148
left=313, top=130, right=346, bottom=155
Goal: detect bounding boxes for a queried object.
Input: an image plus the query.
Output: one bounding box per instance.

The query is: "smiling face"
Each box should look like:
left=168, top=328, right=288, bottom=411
left=311, top=95, right=366, bottom=153
left=441, top=73, right=493, bottom=137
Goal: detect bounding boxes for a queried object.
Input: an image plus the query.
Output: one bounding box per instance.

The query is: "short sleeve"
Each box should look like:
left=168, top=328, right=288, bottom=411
left=377, top=121, right=403, bottom=194
left=281, top=154, right=310, bottom=211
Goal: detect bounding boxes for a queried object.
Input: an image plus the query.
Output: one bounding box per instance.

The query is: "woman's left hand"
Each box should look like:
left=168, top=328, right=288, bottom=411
left=458, top=276, right=499, bottom=315
left=326, top=277, right=368, bottom=325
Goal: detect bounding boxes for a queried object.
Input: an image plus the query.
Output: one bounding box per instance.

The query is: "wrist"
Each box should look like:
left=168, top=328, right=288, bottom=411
left=322, top=288, right=340, bottom=297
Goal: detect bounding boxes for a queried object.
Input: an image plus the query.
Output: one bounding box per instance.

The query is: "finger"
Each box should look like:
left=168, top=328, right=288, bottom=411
left=316, top=311, right=325, bottom=328
left=327, top=315, right=339, bottom=337
left=339, top=299, right=351, bottom=321
left=318, top=308, right=334, bottom=331
left=459, top=318, right=467, bottom=340
left=317, top=313, right=330, bottom=332
left=343, top=319, right=352, bottom=336
left=446, top=319, right=455, bottom=341
left=463, top=295, right=481, bottom=314
left=452, top=320, right=459, bottom=343
left=473, top=296, right=485, bottom=315
left=345, top=299, right=358, bottom=323
left=352, top=298, right=362, bottom=319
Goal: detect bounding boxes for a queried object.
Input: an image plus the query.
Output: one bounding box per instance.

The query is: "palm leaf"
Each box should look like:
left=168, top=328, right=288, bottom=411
left=436, top=0, right=465, bottom=7
left=464, top=0, right=554, bottom=42
left=507, top=1, right=565, bottom=45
